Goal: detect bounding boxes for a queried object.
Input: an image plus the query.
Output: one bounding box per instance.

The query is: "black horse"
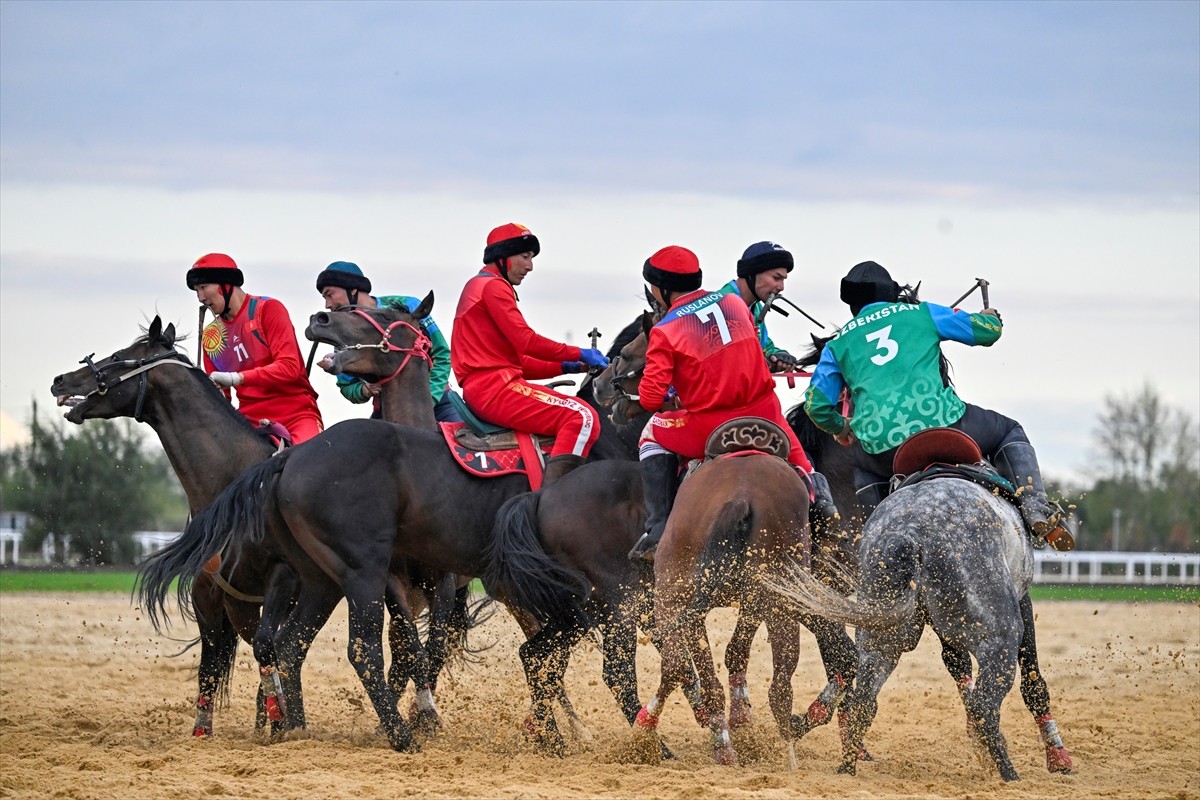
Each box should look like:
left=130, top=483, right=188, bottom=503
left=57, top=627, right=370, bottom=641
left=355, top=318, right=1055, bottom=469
left=51, top=317, right=293, bottom=737
left=137, top=313, right=651, bottom=752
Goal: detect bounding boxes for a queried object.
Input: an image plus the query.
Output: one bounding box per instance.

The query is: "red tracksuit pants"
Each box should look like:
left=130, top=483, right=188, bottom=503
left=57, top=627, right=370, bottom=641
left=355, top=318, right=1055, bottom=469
left=465, top=375, right=599, bottom=459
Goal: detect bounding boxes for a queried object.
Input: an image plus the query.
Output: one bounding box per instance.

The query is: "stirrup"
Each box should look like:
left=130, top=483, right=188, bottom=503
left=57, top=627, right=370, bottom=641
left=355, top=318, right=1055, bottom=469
left=628, top=532, right=657, bottom=563
left=1043, top=524, right=1075, bottom=552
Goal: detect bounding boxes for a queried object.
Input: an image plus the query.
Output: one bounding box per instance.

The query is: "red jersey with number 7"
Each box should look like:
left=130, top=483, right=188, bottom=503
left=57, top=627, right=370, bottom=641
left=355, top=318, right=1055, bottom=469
left=639, top=288, right=777, bottom=414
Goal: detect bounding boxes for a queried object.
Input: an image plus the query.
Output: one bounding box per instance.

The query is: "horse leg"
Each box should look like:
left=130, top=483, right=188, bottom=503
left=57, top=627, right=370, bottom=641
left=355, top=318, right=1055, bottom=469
left=764, top=613, right=802, bottom=769
left=938, top=634, right=988, bottom=764
left=408, top=574, right=459, bottom=737
left=836, top=639, right=901, bottom=776
left=792, top=612, right=860, bottom=752
left=966, top=636, right=1020, bottom=782
left=725, top=610, right=759, bottom=729
left=250, top=565, right=298, bottom=734
left=191, top=576, right=238, bottom=737
left=343, top=580, right=416, bottom=752
left=517, top=610, right=586, bottom=756
left=271, top=577, right=341, bottom=743
left=600, top=610, right=640, bottom=727
left=1016, top=592, right=1073, bottom=774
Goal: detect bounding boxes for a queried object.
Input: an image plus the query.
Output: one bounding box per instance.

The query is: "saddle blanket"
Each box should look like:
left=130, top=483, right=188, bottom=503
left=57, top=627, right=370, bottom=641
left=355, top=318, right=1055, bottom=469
left=439, top=422, right=551, bottom=479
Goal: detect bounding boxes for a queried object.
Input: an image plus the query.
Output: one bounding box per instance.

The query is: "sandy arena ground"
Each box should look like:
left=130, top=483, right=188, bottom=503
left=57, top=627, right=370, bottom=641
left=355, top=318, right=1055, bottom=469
left=1, top=593, right=1196, bottom=800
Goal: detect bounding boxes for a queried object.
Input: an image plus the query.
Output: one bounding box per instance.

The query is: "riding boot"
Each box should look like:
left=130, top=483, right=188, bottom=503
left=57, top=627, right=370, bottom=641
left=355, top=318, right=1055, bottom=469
left=808, top=470, right=840, bottom=520
left=994, top=442, right=1074, bottom=551
left=541, top=454, right=585, bottom=487
left=628, top=453, right=680, bottom=563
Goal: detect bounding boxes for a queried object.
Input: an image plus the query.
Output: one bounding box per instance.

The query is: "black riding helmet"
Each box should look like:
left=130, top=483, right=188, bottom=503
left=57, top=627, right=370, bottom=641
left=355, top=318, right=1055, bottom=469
left=841, top=261, right=901, bottom=316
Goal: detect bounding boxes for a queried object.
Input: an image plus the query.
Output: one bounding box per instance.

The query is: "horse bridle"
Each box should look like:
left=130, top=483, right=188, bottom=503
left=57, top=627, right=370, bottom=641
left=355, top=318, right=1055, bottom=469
left=607, top=354, right=645, bottom=403
left=77, top=348, right=200, bottom=422
left=332, top=308, right=433, bottom=387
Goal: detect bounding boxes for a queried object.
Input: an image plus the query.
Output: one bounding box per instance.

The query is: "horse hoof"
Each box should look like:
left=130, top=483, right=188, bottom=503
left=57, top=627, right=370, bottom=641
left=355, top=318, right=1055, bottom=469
left=1045, top=745, right=1073, bottom=774
left=410, top=710, right=442, bottom=738
left=713, top=745, right=739, bottom=766
left=856, top=746, right=874, bottom=762
left=836, top=760, right=857, bottom=776
left=634, top=707, right=660, bottom=731
left=192, top=726, right=212, bottom=738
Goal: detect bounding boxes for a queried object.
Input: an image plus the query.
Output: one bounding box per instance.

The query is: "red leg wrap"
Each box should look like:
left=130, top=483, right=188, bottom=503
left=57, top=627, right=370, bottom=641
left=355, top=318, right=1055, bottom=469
left=635, top=706, right=660, bottom=731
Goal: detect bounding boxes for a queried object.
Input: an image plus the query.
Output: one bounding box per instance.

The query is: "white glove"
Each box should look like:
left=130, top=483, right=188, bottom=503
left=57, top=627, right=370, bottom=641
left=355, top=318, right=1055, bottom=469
left=210, top=371, right=244, bottom=387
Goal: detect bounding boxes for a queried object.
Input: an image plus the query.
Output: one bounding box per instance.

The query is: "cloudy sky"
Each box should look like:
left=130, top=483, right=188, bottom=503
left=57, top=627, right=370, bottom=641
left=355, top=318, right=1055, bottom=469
left=1, top=0, right=1197, bottom=484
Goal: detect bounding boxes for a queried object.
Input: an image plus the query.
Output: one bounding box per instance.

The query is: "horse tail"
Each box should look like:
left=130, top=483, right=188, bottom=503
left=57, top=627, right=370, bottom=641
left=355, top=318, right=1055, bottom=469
left=693, top=498, right=755, bottom=612
left=482, top=491, right=591, bottom=626
left=136, top=456, right=287, bottom=633
left=766, top=536, right=919, bottom=631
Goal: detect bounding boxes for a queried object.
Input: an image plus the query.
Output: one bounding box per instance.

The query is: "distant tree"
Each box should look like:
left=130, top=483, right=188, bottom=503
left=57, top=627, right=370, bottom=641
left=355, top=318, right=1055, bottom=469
left=3, top=403, right=187, bottom=566
left=1075, top=383, right=1199, bottom=551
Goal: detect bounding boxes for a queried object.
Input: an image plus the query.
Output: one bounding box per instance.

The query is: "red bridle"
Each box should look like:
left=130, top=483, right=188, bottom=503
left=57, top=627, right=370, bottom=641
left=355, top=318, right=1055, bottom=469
left=340, top=309, right=433, bottom=387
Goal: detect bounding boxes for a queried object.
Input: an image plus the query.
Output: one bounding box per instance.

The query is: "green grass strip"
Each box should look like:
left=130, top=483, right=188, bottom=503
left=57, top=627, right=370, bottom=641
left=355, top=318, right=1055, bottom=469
left=0, top=571, right=138, bottom=593
left=1, top=571, right=1195, bottom=604
left=1029, top=584, right=1199, bottom=603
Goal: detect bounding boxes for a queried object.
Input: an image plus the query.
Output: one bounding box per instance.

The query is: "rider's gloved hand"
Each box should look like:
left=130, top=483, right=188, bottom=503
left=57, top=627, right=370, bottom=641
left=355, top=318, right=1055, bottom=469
left=561, top=361, right=587, bottom=374
left=768, top=350, right=799, bottom=372
left=210, top=371, right=244, bottom=387
left=609, top=395, right=641, bottom=424
left=578, top=348, right=609, bottom=369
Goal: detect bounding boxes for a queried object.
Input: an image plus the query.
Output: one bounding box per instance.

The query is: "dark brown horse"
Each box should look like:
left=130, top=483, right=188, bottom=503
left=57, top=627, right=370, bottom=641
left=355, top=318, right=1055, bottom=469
left=50, top=317, right=290, bottom=737
left=137, top=313, right=651, bottom=752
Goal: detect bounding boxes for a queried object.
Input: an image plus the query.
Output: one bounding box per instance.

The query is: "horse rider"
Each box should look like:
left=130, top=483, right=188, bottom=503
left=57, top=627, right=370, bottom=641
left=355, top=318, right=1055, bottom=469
left=451, top=223, right=609, bottom=485
left=187, top=252, right=324, bottom=443
left=315, top=260, right=463, bottom=423
left=804, top=260, right=1073, bottom=550
left=720, top=240, right=839, bottom=520
left=611, top=245, right=824, bottom=563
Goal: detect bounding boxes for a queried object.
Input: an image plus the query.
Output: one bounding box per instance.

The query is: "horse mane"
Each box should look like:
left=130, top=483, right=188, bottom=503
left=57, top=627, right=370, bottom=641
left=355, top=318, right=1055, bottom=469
left=606, top=315, right=647, bottom=360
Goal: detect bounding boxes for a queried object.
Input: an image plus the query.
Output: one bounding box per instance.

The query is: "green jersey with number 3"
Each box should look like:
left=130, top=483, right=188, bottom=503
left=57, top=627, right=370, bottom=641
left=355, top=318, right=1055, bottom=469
left=805, top=301, right=1002, bottom=454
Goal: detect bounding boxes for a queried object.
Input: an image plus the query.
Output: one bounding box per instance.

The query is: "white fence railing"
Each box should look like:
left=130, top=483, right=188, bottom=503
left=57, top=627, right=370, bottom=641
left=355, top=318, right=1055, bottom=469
left=1033, top=550, right=1200, bottom=585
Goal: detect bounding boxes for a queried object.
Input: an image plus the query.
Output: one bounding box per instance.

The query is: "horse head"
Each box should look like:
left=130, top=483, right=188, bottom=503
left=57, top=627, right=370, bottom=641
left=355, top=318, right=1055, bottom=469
left=50, top=315, right=191, bottom=424
left=306, top=292, right=434, bottom=386
left=593, top=309, right=657, bottom=409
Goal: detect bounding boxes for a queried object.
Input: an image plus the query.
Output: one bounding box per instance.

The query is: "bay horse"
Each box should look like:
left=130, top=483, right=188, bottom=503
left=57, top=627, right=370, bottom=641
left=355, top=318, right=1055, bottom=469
left=630, top=435, right=820, bottom=767
left=137, top=312, right=651, bottom=753
left=586, top=315, right=859, bottom=758
left=767, top=442, right=1043, bottom=780
left=50, top=316, right=291, bottom=737
left=783, top=327, right=1074, bottom=776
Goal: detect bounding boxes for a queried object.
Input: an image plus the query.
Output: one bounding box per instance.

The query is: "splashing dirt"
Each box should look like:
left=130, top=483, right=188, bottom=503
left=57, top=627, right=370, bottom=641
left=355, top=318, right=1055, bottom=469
left=1, top=595, right=1196, bottom=799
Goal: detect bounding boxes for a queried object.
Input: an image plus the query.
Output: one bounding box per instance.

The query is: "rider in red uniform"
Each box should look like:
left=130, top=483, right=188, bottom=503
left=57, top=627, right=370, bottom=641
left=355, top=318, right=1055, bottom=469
left=451, top=223, right=609, bottom=485
left=611, top=245, right=817, bottom=562
left=187, top=253, right=324, bottom=443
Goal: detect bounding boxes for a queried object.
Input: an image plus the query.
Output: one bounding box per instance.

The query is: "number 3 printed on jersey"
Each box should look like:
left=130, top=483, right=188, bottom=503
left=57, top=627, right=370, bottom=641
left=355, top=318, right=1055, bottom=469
left=697, top=304, right=733, bottom=345
left=866, top=325, right=898, bottom=365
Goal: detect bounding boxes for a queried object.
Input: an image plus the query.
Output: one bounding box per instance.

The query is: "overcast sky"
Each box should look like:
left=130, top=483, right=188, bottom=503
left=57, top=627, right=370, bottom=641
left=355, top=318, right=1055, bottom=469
left=1, top=0, right=1197, bottom=484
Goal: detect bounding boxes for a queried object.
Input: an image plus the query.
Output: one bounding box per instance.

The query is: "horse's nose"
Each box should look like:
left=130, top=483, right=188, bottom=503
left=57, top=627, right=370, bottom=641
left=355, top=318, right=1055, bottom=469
left=311, top=311, right=331, bottom=327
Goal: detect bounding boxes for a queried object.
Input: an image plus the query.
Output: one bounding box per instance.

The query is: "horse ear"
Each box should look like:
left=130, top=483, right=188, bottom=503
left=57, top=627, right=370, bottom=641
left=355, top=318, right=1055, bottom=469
left=163, top=323, right=177, bottom=347
left=641, top=311, right=654, bottom=337
left=148, top=316, right=162, bottom=342
left=414, top=291, right=435, bottom=319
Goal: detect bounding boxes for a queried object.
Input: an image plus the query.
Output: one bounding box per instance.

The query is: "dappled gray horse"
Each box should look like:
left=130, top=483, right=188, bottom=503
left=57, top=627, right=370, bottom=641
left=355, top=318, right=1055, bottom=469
left=770, top=475, right=1038, bottom=781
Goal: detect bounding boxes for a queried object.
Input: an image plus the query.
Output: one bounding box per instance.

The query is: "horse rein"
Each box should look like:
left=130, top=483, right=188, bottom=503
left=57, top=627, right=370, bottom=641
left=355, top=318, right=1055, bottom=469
left=607, top=355, right=645, bottom=403
left=334, top=309, right=433, bottom=387
left=78, top=349, right=201, bottom=421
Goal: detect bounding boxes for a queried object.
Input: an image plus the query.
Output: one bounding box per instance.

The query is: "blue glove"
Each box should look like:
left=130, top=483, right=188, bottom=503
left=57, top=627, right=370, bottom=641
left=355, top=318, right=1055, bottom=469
left=578, top=348, right=609, bottom=369
left=561, top=361, right=586, bottom=374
